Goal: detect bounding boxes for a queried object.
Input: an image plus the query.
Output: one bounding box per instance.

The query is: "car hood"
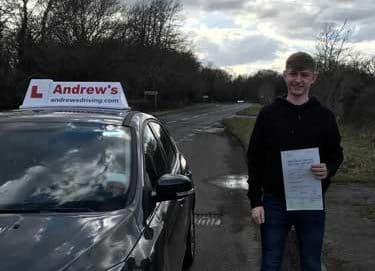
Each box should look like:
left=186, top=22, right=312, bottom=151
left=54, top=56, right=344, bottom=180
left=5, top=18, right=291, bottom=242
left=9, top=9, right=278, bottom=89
left=0, top=210, right=138, bottom=271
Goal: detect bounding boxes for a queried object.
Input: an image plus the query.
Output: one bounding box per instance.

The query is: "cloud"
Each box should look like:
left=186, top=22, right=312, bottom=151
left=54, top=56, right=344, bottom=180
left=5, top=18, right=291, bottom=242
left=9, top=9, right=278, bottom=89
left=200, top=11, right=238, bottom=28
left=230, top=1, right=375, bottom=40
left=353, top=40, right=375, bottom=56
left=181, top=0, right=247, bottom=11
left=353, top=23, right=375, bottom=42
left=178, top=0, right=375, bottom=74
left=205, top=0, right=247, bottom=11
left=317, top=6, right=375, bottom=23
left=196, top=33, right=282, bottom=66
left=239, top=2, right=321, bottom=40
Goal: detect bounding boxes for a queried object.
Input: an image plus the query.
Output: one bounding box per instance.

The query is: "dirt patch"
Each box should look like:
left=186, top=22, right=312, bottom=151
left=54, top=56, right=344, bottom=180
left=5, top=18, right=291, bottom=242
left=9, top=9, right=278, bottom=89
left=324, top=183, right=375, bottom=270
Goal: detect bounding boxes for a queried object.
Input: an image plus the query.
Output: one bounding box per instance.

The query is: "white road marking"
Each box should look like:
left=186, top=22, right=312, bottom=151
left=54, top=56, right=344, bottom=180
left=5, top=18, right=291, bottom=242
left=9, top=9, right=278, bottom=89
left=210, top=175, right=248, bottom=190
left=195, top=214, right=222, bottom=226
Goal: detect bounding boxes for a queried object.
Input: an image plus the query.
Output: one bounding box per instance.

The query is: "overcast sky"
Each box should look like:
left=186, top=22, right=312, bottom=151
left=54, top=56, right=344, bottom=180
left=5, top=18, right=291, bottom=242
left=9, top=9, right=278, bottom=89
left=178, top=0, right=375, bottom=75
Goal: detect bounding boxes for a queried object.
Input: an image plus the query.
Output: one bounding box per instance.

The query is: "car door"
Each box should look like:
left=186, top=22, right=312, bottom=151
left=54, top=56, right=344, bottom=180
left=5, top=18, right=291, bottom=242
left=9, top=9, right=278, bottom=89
left=148, top=121, right=190, bottom=267
left=142, top=122, right=186, bottom=270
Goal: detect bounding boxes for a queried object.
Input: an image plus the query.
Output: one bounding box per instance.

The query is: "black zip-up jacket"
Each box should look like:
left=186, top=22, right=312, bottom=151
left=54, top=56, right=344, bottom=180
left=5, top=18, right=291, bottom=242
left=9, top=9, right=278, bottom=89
left=247, top=96, right=344, bottom=208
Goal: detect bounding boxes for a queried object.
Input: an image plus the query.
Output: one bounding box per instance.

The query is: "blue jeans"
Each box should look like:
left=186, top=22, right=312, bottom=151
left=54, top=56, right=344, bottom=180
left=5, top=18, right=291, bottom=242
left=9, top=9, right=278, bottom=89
left=260, top=194, right=325, bottom=271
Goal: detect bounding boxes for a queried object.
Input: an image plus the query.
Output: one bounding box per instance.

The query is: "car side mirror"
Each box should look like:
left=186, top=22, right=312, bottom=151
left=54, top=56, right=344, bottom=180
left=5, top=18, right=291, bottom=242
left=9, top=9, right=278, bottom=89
left=155, top=174, right=193, bottom=202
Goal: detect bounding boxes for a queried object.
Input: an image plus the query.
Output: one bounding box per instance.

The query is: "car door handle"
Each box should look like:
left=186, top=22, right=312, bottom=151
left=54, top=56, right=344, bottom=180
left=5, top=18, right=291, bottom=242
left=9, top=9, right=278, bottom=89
left=177, top=197, right=186, bottom=207
left=185, top=170, right=192, bottom=179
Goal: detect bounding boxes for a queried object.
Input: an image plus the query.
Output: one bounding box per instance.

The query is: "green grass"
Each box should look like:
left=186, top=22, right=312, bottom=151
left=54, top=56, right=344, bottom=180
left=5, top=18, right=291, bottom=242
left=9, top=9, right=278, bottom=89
left=367, top=204, right=375, bottom=221
left=236, top=103, right=262, bottom=116
left=224, top=106, right=375, bottom=185
left=334, top=125, right=375, bottom=184
left=222, top=116, right=256, bottom=147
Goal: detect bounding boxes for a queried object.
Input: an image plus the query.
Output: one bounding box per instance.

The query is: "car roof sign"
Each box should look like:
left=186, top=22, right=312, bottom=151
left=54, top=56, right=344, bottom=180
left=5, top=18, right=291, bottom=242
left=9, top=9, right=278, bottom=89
left=20, top=79, right=129, bottom=110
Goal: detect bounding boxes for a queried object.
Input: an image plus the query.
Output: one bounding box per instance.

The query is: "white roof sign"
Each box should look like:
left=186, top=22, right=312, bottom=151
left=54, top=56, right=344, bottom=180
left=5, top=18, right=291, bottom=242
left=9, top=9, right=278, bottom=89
left=20, top=79, right=129, bottom=109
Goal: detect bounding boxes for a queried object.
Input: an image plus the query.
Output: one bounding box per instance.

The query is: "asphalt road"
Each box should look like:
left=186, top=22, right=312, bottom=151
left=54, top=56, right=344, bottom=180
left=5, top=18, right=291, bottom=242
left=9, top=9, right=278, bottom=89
left=157, top=103, right=261, bottom=270
left=157, top=103, right=249, bottom=144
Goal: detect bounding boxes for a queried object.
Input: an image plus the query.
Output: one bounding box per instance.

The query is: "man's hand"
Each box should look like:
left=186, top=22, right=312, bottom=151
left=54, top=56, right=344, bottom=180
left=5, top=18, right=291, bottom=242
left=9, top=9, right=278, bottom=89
left=311, top=163, right=328, bottom=180
left=251, top=206, right=265, bottom=224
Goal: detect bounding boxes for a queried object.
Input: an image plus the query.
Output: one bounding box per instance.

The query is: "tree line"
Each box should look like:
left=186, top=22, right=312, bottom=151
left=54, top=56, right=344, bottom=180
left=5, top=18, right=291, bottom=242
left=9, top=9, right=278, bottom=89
left=0, top=1, right=374, bottom=127
left=0, top=0, right=208, bottom=109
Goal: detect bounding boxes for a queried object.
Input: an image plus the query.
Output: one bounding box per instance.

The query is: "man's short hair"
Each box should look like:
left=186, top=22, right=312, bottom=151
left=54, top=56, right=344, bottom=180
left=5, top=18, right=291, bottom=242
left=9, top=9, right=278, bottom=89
left=286, top=52, right=316, bottom=71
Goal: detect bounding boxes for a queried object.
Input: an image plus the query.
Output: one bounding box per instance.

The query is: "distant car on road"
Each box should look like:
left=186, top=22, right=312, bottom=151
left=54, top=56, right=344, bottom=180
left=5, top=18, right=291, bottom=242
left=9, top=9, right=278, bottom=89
left=0, top=79, right=195, bottom=271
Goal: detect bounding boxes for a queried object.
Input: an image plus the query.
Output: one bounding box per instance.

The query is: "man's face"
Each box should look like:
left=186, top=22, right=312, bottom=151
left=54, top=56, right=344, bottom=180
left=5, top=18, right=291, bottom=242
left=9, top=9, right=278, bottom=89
left=283, top=69, right=317, bottom=98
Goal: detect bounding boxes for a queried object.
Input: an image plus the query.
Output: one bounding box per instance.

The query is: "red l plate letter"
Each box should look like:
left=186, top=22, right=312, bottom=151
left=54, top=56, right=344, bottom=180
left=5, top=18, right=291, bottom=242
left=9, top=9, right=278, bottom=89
left=31, top=85, right=43, bottom=98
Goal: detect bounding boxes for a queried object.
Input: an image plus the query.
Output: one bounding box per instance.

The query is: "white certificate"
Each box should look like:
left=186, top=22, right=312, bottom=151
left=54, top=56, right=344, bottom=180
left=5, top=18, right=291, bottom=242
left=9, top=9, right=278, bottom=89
left=281, top=148, right=323, bottom=211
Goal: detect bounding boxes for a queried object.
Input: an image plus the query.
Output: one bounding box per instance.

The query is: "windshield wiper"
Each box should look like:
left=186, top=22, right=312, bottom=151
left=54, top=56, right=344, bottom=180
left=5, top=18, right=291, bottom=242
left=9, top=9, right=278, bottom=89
left=0, top=204, right=95, bottom=213
left=0, top=203, right=49, bottom=213
left=38, top=207, right=95, bottom=213
left=0, top=209, right=40, bottom=213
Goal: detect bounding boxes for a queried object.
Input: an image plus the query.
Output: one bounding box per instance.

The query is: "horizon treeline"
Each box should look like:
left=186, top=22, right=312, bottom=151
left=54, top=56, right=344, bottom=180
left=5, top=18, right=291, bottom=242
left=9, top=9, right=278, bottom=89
left=0, top=0, right=374, bottom=127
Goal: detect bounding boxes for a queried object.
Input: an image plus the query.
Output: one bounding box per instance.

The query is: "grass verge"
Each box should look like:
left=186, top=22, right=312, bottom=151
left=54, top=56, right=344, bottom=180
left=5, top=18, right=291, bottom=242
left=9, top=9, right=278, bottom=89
left=367, top=204, right=375, bottom=221
left=236, top=103, right=262, bottom=116
left=222, top=116, right=256, bottom=148
left=334, top=125, right=375, bottom=184
left=223, top=104, right=375, bottom=185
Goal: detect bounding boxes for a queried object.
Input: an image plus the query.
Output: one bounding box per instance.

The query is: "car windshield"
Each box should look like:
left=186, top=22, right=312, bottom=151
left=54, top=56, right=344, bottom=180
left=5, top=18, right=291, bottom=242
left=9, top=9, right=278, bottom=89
left=0, top=121, right=132, bottom=212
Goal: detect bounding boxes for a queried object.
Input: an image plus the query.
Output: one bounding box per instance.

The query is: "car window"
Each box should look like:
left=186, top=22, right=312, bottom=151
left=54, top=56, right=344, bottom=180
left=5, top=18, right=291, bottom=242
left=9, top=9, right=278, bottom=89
left=0, top=122, right=132, bottom=211
left=143, top=124, right=168, bottom=187
left=149, top=122, right=177, bottom=170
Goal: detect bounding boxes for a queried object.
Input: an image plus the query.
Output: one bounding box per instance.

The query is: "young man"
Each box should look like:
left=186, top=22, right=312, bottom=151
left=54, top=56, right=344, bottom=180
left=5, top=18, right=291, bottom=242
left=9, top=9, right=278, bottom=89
left=247, top=52, right=343, bottom=271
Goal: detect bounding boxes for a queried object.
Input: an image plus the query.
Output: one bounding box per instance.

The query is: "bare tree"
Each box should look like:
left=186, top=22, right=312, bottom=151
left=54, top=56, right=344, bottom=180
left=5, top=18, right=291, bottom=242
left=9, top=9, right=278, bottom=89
left=0, top=0, right=14, bottom=74
left=43, top=0, right=121, bottom=45
left=34, top=0, right=56, bottom=44
left=126, top=0, right=183, bottom=50
left=315, top=21, right=352, bottom=73
left=12, top=0, right=34, bottom=72
left=359, top=56, right=375, bottom=76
